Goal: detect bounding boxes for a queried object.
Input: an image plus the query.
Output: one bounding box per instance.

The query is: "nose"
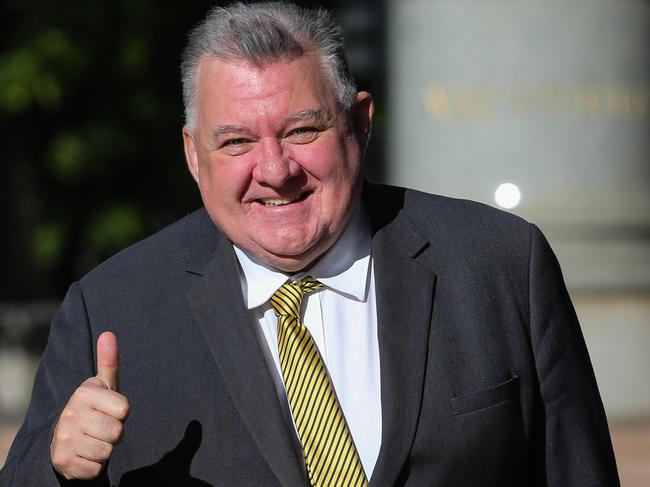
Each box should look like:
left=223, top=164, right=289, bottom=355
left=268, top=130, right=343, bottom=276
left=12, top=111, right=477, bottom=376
left=252, top=137, right=299, bottom=187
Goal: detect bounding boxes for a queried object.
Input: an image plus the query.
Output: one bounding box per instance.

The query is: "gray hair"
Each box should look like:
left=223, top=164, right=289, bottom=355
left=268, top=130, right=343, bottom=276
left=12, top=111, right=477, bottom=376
left=181, top=2, right=358, bottom=132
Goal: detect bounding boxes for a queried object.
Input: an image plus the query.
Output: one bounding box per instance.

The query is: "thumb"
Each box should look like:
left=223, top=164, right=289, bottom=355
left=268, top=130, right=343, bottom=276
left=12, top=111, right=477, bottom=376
left=96, top=331, right=119, bottom=391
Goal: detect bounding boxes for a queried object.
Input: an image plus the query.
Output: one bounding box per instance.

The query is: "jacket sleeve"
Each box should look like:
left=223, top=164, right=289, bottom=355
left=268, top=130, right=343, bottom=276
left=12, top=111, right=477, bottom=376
left=0, top=282, right=107, bottom=486
left=528, top=224, right=620, bottom=486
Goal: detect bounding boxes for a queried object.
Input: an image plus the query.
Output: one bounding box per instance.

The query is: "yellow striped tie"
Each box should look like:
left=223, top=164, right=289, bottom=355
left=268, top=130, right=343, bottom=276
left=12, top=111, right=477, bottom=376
left=270, top=277, right=368, bottom=487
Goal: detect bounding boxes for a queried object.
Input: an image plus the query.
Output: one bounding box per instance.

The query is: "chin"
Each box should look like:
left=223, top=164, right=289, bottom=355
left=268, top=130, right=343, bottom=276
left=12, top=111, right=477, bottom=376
left=257, top=243, right=328, bottom=273
left=263, top=251, right=317, bottom=273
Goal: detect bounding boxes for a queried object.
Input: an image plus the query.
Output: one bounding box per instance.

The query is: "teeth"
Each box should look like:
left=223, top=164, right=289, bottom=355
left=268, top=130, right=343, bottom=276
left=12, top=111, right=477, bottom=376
left=261, top=193, right=303, bottom=206
left=264, top=198, right=292, bottom=206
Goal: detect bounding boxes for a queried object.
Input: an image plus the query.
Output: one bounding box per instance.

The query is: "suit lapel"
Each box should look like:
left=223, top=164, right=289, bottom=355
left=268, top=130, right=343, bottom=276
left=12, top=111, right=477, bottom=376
left=184, top=215, right=306, bottom=486
left=182, top=188, right=437, bottom=486
left=364, top=184, right=436, bottom=486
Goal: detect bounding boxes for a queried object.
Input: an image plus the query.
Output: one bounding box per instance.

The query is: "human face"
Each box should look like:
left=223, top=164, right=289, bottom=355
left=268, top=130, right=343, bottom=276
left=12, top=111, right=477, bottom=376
left=183, top=53, right=373, bottom=272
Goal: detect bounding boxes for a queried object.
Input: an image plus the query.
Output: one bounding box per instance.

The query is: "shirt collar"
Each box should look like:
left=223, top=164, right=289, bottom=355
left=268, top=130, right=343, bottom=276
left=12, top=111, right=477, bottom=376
left=233, top=202, right=372, bottom=310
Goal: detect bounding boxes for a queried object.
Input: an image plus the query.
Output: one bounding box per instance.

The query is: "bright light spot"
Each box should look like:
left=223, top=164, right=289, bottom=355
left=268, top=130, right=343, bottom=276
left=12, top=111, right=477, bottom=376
left=495, top=183, right=521, bottom=209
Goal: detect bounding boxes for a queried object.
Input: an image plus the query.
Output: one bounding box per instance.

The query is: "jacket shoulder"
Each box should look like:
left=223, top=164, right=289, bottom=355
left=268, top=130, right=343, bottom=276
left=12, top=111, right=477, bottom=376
left=364, top=182, right=536, bottom=279
left=366, top=182, right=532, bottom=241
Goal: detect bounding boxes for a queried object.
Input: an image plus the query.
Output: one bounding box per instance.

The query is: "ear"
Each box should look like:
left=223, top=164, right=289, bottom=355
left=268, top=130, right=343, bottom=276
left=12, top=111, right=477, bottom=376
left=352, top=91, right=375, bottom=153
left=182, top=125, right=200, bottom=184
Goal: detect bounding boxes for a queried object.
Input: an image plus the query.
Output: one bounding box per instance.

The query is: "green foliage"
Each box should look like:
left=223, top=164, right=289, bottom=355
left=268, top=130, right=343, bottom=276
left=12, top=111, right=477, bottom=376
left=32, top=223, right=65, bottom=269
left=87, top=204, right=143, bottom=251
left=0, top=0, right=215, bottom=299
left=0, top=27, right=83, bottom=112
left=49, top=132, right=84, bottom=181
left=0, top=0, right=345, bottom=299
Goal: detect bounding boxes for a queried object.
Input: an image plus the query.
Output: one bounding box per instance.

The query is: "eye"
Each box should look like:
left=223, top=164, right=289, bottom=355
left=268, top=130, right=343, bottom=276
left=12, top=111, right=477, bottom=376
left=223, top=138, right=249, bottom=146
left=285, top=126, right=319, bottom=144
left=220, top=138, right=253, bottom=155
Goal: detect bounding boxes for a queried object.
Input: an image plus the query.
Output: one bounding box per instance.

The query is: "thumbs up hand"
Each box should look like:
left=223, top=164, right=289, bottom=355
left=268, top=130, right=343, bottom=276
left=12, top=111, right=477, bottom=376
left=50, top=332, right=130, bottom=480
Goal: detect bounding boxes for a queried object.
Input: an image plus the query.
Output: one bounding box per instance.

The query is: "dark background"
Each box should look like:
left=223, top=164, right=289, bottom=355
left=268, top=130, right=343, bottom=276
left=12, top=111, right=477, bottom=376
left=0, top=0, right=387, bottom=303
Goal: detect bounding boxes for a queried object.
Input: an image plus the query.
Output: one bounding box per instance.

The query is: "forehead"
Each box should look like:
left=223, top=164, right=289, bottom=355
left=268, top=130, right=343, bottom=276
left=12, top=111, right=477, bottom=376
left=194, top=53, right=337, bottom=123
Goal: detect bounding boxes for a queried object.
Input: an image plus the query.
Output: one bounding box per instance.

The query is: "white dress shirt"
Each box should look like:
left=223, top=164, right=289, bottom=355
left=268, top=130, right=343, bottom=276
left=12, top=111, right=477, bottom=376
left=233, top=204, right=382, bottom=478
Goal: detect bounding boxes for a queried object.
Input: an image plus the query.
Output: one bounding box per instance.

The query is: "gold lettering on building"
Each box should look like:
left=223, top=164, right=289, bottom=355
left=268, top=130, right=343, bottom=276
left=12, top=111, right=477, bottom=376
left=422, top=83, right=650, bottom=121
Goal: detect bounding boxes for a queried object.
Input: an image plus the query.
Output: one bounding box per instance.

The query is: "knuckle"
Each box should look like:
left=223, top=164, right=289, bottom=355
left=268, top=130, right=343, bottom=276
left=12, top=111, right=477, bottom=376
left=80, top=461, right=104, bottom=479
left=59, top=406, right=80, bottom=423
left=54, top=428, right=72, bottom=444
left=51, top=450, right=70, bottom=469
left=75, top=384, right=95, bottom=402
left=52, top=454, right=79, bottom=479
left=116, top=401, right=130, bottom=420
left=52, top=449, right=104, bottom=480
left=54, top=415, right=77, bottom=443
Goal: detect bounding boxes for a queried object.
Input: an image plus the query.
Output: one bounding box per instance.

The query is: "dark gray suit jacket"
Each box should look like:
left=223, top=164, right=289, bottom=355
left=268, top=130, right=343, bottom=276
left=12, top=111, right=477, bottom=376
left=1, top=183, right=619, bottom=486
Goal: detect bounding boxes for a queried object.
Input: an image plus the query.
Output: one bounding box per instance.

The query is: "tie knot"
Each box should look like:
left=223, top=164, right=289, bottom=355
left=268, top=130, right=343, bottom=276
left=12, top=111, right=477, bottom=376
left=270, top=277, right=323, bottom=319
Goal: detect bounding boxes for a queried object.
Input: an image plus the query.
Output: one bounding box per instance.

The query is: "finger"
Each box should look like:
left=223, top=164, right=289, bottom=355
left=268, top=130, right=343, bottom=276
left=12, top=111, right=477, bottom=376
left=56, top=455, right=105, bottom=480
left=79, top=409, right=126, bottom=443
left=74, top=382, right=130, bottom=421
left=96, top=331, right=119, bottom=391
left=75, top=434, right=114, bottom=463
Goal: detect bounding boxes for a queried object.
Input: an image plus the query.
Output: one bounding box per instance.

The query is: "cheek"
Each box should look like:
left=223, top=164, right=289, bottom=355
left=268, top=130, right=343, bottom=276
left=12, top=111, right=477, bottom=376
left=291, top=143, right=355, bottom=182
left=198, top=157, right=251, bottom=202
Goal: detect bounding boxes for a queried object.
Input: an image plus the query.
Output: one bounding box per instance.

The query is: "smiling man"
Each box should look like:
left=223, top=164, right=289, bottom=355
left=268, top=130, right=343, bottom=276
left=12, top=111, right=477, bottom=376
left=1, top=2, right=619, bottom=487
left=182, top=52, right=371, bottom=272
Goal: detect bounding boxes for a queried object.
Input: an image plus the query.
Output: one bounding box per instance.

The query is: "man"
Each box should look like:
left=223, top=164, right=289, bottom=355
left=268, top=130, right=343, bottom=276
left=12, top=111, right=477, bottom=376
left=1, top=2, right=619, bottom=486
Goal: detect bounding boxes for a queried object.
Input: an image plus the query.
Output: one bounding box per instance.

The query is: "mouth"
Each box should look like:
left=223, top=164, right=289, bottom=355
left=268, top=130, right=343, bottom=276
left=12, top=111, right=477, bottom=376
left=257, top=191, right=310, bottom=207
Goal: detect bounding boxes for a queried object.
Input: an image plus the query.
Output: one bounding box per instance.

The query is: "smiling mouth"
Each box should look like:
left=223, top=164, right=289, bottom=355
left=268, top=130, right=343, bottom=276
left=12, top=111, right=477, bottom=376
left=258, top=191, right=310, bottom=207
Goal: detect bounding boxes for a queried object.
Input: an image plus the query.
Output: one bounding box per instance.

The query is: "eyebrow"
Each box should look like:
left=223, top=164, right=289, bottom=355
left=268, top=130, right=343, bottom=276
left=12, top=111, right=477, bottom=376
left=211, top=124, right=249, bottom=138
left=209, top=108, right=332, bottom=140
left=284, top=108, right=332, bottom=125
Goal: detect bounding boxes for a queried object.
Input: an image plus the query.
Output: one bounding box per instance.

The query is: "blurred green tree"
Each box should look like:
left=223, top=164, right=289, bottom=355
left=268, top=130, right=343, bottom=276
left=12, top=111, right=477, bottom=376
left=0, top=0, right=338, bottom=299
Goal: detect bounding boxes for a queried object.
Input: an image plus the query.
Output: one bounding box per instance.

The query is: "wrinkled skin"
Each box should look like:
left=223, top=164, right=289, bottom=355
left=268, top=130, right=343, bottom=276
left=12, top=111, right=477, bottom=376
left=183, top=52, right=374, bottom=272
